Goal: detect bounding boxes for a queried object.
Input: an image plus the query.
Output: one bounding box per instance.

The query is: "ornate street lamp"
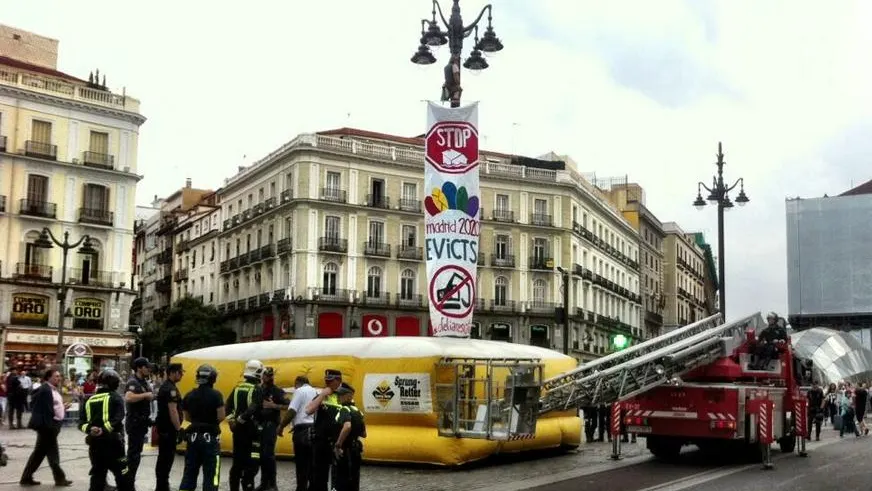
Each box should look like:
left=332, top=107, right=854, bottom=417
left=35, top=228, right=96, bottom=368
left=411, top=0, right=504, bottom=107
left=692, top=142, right=750, bottom=318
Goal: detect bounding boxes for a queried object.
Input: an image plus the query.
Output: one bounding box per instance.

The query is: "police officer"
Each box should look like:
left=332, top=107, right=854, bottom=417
left=79, top=369, right=132, bottom=491
left=807, top=380, right=825, bottom=441
left=331, top=383, right=366, bottom=491
left=582, top=405, right=597, bottom=442
left=179, top=364, right=226, bottom=491
left=155, top=363, right=185, bottom=491
left=124, top=357, right=154, bottom=484
left=257, top=367, right=288, bottom=491
left=303, top=369, right=343, bottom=491
left=226, top=359, right=266, bottom=491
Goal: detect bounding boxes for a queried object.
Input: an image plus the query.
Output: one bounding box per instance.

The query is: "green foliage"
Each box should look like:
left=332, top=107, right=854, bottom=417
left=142, top=296, right=235, bottom=361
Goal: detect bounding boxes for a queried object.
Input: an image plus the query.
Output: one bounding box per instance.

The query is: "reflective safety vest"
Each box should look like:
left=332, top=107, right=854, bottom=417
left=80, top=392, right=114, bottom=434
left=227, top=382, right=256, bottom=422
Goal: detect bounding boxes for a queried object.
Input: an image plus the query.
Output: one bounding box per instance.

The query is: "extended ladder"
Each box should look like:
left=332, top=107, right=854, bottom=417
left=538, top=312, right=767, bottom=414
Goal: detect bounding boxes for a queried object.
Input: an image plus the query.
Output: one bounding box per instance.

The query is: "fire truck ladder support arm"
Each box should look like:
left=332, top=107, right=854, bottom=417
left=538, top=312, right=768, bottom=415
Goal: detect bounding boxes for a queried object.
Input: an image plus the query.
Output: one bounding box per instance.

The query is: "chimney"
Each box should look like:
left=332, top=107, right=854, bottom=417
left=185, top=178, right=192, bottom=188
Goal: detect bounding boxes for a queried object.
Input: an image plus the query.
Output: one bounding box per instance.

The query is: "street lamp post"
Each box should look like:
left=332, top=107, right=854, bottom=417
left=692, top=142, right=750, bottom=319
left=34, top=228, right=96, bottom=369
left=136, top=327, right=143, bottom=358
left=410, top=0, right=505, bottom=107
left=556, top=266, right=571, bottom=355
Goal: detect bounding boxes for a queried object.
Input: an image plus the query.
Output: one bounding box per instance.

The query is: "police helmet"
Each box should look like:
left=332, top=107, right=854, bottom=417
left=243, top=359, right=265, bottom=381
left=98, top=369, right=121, bottom=391
left=195, top=364, right=218, bottom=386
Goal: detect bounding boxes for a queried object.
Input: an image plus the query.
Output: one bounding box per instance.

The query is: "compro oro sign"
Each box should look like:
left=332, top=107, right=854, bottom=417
left=72, top=297, right=105, bottom=330
left=424, top=101, right=481, bottom=338
left=363, top=373, right=432, bottom=414
left=11, top=293, right=50, bottom=326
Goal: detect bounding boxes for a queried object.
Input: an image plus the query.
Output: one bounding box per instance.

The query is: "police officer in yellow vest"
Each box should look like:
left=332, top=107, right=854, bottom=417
left=226, top=359, right=266, bottom=491
left=304, top=369, right=343, bottom=491
left=79, top=369, right=132, bottom=491
left=331, top=383, right=366, bottom=491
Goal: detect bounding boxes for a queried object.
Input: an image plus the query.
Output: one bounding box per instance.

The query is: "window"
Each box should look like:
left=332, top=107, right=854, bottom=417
left=82, top=184, right=110, bottom=212
left=400, top=269, right=415, bottom=300
left=225, top=244, right=231, bottom=260
left=31, top=120, right=51, bottom=143
left=368, top=221, right=384, bottom=244
left=256, top=230, right=262, bottom=248
left=495, top=194, right=509, bottom=211
left=534, top=198, right=547, bottom=215
left=326, top=171, right=341, bottom=191
left=89, top=131, right=109, bottom=154
left=495, top=234, right=510, bottom=258
left=366, top=266, right=382, bottom=297
left=322, top=263, right=338, bottom=295
left=247, top=194, right=253, bottom=208
left=402, top=182, right=416, bottom=200
left=26, top=174, right=48, bottom=205
left=269, top=182, right=275, bottom=198
left=192, top=250, right=197, bottom=266
left=532, top=279, right=546, bottom=303
left=370, top=178, right=385, bottom=206
left=258, top=188, right=264, bottom=202
left=286, top=172, right=294, bottom=190
left=494, top=276, right=508, bottom=306
left=533, top=238, right=547, bottom=261
left=402, top=225, right=416, bottom=247
left=285, top=217, right=293, bottom=239
left=268, top=224, right=274, bottom=244
left=324, top=216, right=340, bottom=238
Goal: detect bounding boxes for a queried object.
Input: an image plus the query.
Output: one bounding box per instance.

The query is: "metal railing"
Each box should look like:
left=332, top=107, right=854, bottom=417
left=79, top=207, right=114, bottom=226
left=319, top=237, right=348, bottom=253
left=13, top=262, right=52, bottom=281
left=25, top=140, right=57, bottom=160
left=530, top=213, right=553, bottom=227
left=398, top=199, right=422, bottom=212
left=363, top=241, right=391, bottom=257
left=320, top=188, right=347, bottom=203
left=82, top=151, right=115, bottom=170
left=397, top=245, right=423, bottom=260
left=67, top=268, right=114, bottom=288
left=492, top=209, right=515, bottom=222
left=365, top=194, right=390, bottom=209
left=20, top=198, right=57, bottom=218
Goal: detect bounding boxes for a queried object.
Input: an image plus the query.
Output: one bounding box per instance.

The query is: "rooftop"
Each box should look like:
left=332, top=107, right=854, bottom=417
left=840, top=178, right=872, bottom=197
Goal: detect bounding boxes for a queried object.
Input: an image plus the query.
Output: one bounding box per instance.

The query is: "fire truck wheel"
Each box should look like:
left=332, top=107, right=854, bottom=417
left=778, top=436, right=796, bottom=454
left=647, top=436, right=682, bottom=460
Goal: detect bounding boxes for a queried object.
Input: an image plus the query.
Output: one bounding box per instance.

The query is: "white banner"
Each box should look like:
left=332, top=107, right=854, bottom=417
left=362, top=373, right=433, bottom=414
left=424, top=101, right=480, bottom=337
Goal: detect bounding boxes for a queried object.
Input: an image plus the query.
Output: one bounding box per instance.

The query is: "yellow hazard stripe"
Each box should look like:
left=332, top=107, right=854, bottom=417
left=214, top=455, right=221, bottom=487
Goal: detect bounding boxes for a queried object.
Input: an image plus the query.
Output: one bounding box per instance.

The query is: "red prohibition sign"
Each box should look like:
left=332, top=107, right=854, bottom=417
left=428, top=264, right=476, bottom=319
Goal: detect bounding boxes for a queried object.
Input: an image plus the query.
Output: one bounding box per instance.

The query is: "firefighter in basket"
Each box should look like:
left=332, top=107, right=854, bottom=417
left=750, top=312, right=788, bottom=370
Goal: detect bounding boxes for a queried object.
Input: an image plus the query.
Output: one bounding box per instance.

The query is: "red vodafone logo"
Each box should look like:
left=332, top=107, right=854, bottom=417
left=425, top=121, right=479, bottom=174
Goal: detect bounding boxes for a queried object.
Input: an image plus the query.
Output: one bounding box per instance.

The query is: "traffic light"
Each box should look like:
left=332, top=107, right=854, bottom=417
left=612, top=334, right=628, bottom=350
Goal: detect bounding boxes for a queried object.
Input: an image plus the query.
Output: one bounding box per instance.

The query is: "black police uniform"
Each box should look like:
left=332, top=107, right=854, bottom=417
left=80, top=387, right=132, bottom=491
left=179, top=384, right=225, bottom=491
left=312, top=389, right=342, bottom=491
left=582, top=406, right=598, bottom=442
left=259, top=380, right=288, bottom=489
left=125, top=374, right=152, bottom=481
left=807, top=385, right=825, bottom=441
left=226, top=380, right=264, bottom=491
left=331, top=401, right=366, bottom=491
left=155, top=377, right=183, bottom=491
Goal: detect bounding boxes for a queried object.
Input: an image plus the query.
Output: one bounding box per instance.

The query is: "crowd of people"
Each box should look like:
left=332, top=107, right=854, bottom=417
left=4, top=358, right=366, bottom=491
left=806, top=379, right=871, bottom=440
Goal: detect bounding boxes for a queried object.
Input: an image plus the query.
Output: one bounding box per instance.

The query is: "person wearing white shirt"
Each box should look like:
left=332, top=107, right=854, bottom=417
left=278, top=376, right=318, bottom=491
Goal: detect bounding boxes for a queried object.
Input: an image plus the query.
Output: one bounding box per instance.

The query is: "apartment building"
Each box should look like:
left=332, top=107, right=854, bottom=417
left=692, top=232, right=719, bottom=316
left=213, top=128, right=642, bottom=359
left=130, top=203, right=159, bottom=328
left=171, top=191, right=220, bottom=305
left=0, top=25, right=146, bottom=372
left=662, top=222, right=708, bottom=330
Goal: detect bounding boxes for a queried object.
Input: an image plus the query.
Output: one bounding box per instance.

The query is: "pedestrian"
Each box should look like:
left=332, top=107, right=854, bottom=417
left=0, top=372, right=8, bottom=425
left=19, top=368, right=72, bottom=487
left=278, top=376, right=319, bottom=491
left=124, top=357, right=154, bottom=485
left=807, top=380, right=825, bottom=441
left=155, top=363, right=185, bottom=491
left=7, top=366, right=25, bottom=428
left=331, top=383, right=366, bottom=491
left=227, top=359, right=266, bottom=491
left=303, top=369, right=343, bottom=491
left=179, top=364, right=226, bottom=491
left=582, top=405, right=597, bottom=443
left=855, top=382, right=869, bottom=436
left=79, top=369, right=132, bottom=491
left=257, top=367, right=288, bottom=491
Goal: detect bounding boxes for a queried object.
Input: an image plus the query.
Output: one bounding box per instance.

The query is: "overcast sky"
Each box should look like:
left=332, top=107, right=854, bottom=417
left=5, top=0, right=871, bottom=321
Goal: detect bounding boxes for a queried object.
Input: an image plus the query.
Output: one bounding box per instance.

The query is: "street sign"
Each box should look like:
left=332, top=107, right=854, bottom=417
left=425, top=121, right=479, bottom=174
left=428, top=264, right=475, bottom=319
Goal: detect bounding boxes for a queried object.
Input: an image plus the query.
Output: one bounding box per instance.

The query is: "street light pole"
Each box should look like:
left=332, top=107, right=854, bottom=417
left=556, top=266, right=571, bottom=355
left=692, top=142, right=750, bottom=320
left=34, top=228, right=96, bottom=369
left=411, top=0, right=505, bottom=107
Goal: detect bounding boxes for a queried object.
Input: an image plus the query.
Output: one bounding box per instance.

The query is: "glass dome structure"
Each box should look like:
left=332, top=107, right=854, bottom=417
left=790, top=327, right=872, bottom=385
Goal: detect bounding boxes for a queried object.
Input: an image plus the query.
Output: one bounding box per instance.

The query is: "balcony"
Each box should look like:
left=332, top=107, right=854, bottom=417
left=313, top=287, right=351, bottom=303
left=397, top=245, right=423, bottom=260
left=258, top=292, right=271, bottom=306
left=247, top=296, right=258, bottom=311
left=78, top=207, right=114, bottom=226
left=82, top=151, right=115, bottom=170
left=238, top=251, right=251, bottom=267
left=361, top=291, right=390, bottom=305
left=19, top=199, right=57, bottom=219
left=365, top=194, right=390, bottom=209
left=13, top=262, right=52, bottom=282
left=277, top=238, right=292, bottom=255
left=176, top=239, right=190, bottom=253
left=319, top=237, right=348, bottom=253
left=25, top=140, right=57, bottom=160
left=490, top=299, right=516, bottom=312
left=273, top=288, right=287, bottom=303
left=155, top=278, right=172, bottom=293
left=398, top=199, right=422, bottom=213
left=67, top=268, right=114, bottom=288
left=645, top=311, right=664, bottom=325
left=529, top=255, right=554, bottom=271
left=252, top=203, right=265, bottom=217
left=280, top=189, right=293, bottom=204
left=173, top=269, right=189, bottom=282
left=530, top=213, right=553, bottom=227
left=0, top=195, right=5, bottom=212
left=528, top=300, right=557, bottom=313
left=320, top=188, right=347, bottom=203
left=396, top=293, right=424, bottom=307
left=0, top=135, right=6, bottom=152
left=220, top=259, right=230, bottom=273
left=156, top=249, right=172, bottom=265
left=259, top=243, right=276, bottom=260
left=363, top=241, right=391, bottom=258
left=492, top=209, right=515, bottom=222
left=490, top=254, right=516, bottom=268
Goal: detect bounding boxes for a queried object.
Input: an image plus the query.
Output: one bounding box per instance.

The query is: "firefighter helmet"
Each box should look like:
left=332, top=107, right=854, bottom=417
left=243, top=359, right=265, bottom=381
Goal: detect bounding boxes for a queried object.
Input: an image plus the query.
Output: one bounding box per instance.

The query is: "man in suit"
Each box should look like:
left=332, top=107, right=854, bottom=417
left=20, top=368, right=72, bottom=486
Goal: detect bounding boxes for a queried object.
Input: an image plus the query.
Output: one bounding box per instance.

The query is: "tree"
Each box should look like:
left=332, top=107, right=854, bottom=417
left=142, top=296, right=236, bottom=361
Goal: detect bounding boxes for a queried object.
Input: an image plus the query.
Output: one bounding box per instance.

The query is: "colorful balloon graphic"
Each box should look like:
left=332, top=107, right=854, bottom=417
left=425, top=182, right=479, bottom=218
